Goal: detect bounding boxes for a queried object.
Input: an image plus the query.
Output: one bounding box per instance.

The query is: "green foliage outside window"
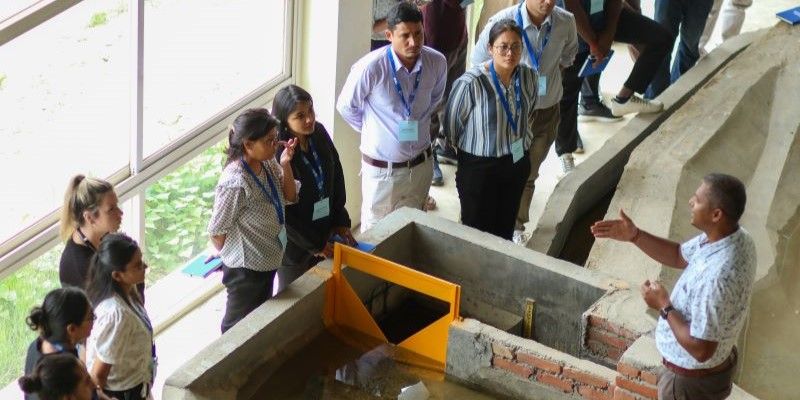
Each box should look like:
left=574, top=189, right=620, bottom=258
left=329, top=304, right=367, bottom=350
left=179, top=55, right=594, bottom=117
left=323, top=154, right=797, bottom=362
left=143, top=140, right=226, bottom=284
left=0, top=246, right=62, bottom=387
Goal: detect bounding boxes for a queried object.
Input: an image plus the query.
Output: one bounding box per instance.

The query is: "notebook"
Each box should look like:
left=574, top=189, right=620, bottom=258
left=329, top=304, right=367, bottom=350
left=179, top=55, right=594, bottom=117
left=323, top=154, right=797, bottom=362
left=578, top=50, right=614, bottom=78
left=776, top=6, right=800, bottom=25
left=181, top=253, right=223, bottom=278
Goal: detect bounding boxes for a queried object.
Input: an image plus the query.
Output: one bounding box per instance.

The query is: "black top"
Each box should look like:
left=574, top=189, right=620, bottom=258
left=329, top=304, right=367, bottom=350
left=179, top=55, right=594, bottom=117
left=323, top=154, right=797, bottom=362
left=59, top=238, right=95, bottom=288
left=277, top=122, right=351, bottom=267
left=24, top=338, right=79, bottom=400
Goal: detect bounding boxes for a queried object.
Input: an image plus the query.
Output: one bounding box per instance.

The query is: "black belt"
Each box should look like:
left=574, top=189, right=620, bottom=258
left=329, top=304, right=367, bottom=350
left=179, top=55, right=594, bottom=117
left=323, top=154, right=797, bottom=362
left=362, top=148, right=432, bottom=169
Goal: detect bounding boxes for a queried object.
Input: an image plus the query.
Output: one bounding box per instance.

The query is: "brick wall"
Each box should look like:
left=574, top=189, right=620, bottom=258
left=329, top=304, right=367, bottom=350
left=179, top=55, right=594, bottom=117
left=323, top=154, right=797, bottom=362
left=585, top=314, right=638, bottom=365
left=488, top=335, right=661, bottom=400
left=490, top=342, right=616, bottom=400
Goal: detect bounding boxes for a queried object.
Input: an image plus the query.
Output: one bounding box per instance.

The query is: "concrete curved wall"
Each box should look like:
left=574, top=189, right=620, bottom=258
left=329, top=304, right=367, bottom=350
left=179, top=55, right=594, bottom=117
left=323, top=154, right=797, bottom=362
left=587, top=24, right=800, bottom=398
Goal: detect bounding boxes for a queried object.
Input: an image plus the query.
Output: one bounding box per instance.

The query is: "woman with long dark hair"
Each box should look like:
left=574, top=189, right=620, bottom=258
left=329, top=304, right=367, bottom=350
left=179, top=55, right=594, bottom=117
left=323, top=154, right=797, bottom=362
left=444, top=19, right=537, bottom=240
left=86, top=233, right=154, bottom=400
left=207, top=108, right=298, bottom=333
left=19, top=353, right=95, bottom=400
left=271, top=85, right=355, bottom=292
left=23, top=287, right=96, bottom=400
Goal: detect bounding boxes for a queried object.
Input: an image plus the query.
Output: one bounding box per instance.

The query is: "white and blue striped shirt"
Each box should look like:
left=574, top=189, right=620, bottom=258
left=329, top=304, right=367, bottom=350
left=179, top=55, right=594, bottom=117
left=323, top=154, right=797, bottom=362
left=444, top=63, right=537, bottom=158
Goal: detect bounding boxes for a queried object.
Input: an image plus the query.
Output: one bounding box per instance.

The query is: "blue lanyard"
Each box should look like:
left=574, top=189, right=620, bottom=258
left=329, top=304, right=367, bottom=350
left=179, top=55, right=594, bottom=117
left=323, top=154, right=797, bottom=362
left=490, top=61, right=522, bottom=135
left=240, top=159, right=285, bottom=225
left=386, top=47, right=422, bottom=119
left=516, top=4, right=553, bottom=72
left=301, top=139, right=325, bottom=197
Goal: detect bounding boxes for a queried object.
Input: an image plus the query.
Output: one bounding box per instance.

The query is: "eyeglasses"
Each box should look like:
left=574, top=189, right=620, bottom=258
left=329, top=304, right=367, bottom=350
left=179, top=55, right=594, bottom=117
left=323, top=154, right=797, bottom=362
left=264, top=136, right=279, bottom=145
left=493, top=44, right=523, bottom=55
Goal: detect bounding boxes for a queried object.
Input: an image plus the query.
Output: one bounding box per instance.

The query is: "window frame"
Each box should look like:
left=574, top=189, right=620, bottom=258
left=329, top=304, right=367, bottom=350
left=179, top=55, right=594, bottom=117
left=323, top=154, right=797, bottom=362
left=0, top=0, right=298, bottom=281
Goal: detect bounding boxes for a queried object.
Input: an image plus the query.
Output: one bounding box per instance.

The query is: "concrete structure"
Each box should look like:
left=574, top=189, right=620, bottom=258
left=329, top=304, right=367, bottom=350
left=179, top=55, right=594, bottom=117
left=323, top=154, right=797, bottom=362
left=531, top=23, right=800, bottom=399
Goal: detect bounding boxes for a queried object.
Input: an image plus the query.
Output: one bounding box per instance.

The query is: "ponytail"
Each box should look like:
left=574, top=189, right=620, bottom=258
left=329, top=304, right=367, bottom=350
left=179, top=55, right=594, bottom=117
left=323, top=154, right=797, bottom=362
left=59, top=175, right=113, bottom=241
left=18, top=353, right=83, bottom=400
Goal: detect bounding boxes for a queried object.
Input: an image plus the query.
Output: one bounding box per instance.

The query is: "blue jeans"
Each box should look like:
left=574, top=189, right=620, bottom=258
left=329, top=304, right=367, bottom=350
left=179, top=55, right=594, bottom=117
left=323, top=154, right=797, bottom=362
left=647, top=0, right=715, bottom=98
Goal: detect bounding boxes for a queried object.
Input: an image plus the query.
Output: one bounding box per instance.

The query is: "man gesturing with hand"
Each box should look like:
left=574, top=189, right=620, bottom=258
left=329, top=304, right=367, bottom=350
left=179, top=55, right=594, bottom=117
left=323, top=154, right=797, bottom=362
left=591, top=173, right=756, bottom=400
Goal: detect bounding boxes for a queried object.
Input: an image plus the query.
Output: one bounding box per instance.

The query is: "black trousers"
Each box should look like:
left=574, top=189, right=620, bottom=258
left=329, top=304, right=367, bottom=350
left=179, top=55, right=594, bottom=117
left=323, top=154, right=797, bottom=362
left=556, top=7, right=673, bottom=155
left=456, top=151, right=531, bottom=240
left=103, top=384, right=145, bottom=400
left=220, top=266, right=277, bottom=333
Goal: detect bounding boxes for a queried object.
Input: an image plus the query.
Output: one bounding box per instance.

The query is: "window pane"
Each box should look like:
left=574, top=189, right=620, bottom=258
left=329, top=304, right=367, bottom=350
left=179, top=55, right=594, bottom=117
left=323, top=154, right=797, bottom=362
left=143, top=0, right=288, bottom=157
left=0, top=0, right=37, bottom=22
left=0, top=0, right=130, bottom=244
left=143, top=140, right=226, bottom=284
left=0, top=245, right=62, bottom=388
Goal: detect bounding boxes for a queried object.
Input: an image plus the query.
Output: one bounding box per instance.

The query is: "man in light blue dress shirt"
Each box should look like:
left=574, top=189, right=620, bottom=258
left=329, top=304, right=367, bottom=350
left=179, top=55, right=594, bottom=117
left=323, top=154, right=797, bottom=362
left=591, top=173, right=756, bottom=400
left=337, top=2, right=447, bottom=233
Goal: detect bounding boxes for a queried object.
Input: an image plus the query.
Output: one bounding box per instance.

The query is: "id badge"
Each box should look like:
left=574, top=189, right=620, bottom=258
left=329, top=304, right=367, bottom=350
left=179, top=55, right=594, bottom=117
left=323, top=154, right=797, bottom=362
left=398, top=120, right=419, bottom=142
left=511, top=139, right=524, bottom=163
left=312, top=198, right=331, bottom=220
left=278, top=226, right=288, bottom=248
left=538, top=76, right=548, bottom=96
left=590, top=0, right=604, bottom=14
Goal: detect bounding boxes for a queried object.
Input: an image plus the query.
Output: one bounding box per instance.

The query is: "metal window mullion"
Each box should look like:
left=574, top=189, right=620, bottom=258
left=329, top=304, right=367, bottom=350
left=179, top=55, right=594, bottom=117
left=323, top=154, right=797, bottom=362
left=130, top=0, right=145, bottom=245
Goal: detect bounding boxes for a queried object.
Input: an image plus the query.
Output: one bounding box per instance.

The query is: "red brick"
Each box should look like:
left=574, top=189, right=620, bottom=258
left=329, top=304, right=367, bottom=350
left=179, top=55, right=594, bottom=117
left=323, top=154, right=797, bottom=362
left=616, top=376, right=657, bottom=399
left=606, top=346, right=623, bottom=361
left=617, top=363, right=640, bottom=379
left=492, top=356, right=532, bottom=379
left=517, top=352, right=562, bottom=374
left=589, top=328, right=630, bottom=350
left=589, top=315, right=638, bottom=340
left=563, top=367, right=610, bottom=388
left=640, top=370, right=658, bottom=385
left=491, top=342, right=514, bottom=359
left=536, top=372, right=574, bottom=393
left=613, top=387, right=640, bottom=400
left=578, top=385, right=613, bottom=400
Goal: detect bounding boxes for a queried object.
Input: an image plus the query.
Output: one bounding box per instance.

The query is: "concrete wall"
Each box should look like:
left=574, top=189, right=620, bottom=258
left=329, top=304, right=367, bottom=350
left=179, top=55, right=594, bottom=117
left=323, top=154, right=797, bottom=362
left=362, top=209, right=612, bottom=356
left=162, top=269, right=330, bottom=400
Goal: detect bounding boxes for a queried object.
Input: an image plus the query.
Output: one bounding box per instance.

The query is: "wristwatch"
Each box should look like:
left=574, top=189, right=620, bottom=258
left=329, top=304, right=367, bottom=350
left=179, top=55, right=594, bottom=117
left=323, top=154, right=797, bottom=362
left=659, top=305, right=675, bottom=319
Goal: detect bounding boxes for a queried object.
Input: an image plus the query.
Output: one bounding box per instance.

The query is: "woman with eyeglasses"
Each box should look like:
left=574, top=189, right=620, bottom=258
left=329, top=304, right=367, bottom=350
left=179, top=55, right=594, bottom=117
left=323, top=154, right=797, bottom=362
left=271, top=85, right=355, bottom=293
left=444, top=19, right=538, bottom=240
left=19, top=353, right=96, bottom=400
left=207, top=108, right=298, bottom=333
left=86, top=233, right=154, bottom=400
left=24, top=287, right=100, bottom=400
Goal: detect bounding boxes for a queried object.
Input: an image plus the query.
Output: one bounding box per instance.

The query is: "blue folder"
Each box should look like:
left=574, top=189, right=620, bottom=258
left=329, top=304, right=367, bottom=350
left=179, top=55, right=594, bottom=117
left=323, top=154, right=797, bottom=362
left=578, top=49, right=614, bottom=78
left=330, top=235, right=376, bottom=253
left=181, top=253, right=223, bottom=278
left=776, top=6, right=800, bottom=25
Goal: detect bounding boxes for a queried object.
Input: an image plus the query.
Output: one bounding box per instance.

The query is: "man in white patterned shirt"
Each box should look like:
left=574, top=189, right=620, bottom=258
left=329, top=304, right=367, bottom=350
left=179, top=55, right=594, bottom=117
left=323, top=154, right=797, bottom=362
left=591, top=173, right=755, bottom=400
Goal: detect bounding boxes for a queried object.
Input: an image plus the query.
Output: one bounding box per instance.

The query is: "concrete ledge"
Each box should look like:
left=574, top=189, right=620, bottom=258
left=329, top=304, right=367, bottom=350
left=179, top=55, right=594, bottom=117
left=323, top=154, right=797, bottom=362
left=162, top=267, right=331, bottom=399
left=527, top=30, right=762, bottom=258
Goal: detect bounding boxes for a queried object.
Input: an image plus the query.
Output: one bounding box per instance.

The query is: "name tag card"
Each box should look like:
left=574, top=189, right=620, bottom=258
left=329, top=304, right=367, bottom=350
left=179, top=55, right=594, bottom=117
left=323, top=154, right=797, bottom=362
left=538, top=76, right=548, bottom=96
left=398, top=120, right=419, bottom=142
left=590, top=0, right=604, bottom=15
left=511, top=139, right=524, bottom=163
left=313, top=198, right=331, bottom=220
left=278, top=226, right=287, bottom=248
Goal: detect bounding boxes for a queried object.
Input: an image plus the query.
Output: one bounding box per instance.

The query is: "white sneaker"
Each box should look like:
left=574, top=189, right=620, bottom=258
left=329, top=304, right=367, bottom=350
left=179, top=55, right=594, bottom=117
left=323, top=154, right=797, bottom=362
left=513, top=230, right=528, bottom=245
left=610, top=95, right=663, bottom=117
left=560, top=153, right=575, bottom=175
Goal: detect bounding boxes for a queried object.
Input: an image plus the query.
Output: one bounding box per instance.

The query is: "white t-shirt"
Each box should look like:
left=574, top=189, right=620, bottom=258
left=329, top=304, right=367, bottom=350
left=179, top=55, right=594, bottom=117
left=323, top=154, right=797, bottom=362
left=87, top=294, right=154, bottom=392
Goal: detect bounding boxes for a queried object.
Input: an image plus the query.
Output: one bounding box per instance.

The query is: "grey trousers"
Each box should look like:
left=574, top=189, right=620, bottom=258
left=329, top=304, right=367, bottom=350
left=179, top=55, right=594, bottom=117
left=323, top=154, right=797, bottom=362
left=658, top=357, right=736, bottom=400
